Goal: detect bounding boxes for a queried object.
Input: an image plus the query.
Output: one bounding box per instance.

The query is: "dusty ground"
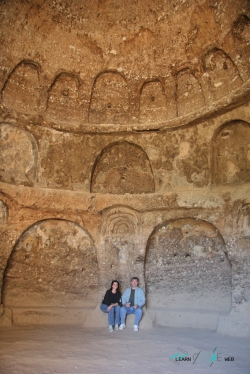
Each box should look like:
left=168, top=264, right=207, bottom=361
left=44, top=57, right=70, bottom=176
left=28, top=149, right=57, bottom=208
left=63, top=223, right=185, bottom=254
left=0, top=325, right=249, bottom=374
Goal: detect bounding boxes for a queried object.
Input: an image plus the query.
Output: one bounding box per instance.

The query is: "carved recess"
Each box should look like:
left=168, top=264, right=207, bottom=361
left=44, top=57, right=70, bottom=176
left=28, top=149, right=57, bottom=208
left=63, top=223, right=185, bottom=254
left=0, top=51, right=248, bottom=133
left=139, top=80, right=168, bottom=123
left=186, top=4, right=220, bottom=56
left=231, top=14, right=250, bottom=79
left=88, top=71, right=129, bottom=124
left=0, top=124, right=38, bottom=186
left=228, top=200, right=250, bottom=237
left=145, top=218, right=231, bottom=318
left=2, top=219, right=98, bottom=308
left=232, top=14, right=250, bottom=41
left=201, top=48, right=243, bottom=103
left=100, top=206, right=141, bottom=288
left=176, top=69, right=205, bottom=116
left=238, top=204, right=250, bottom=237
left=91, top=141, right=155, bottom=194
left=212, top=120, right=250, bottom=186
left=1, top=60, right=40, bottom=114
left=0, top=200, right=7, bottom=224
left=47, top=72, right=82, bottom=122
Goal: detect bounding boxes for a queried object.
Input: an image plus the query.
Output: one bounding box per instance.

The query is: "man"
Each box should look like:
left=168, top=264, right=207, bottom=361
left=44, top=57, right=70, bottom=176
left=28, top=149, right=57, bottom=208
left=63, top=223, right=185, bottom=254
left=119, top=276, right=146, bottom=332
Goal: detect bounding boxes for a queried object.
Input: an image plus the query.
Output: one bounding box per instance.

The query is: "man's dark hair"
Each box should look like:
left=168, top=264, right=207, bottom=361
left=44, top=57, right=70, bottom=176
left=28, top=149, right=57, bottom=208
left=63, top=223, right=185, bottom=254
left=131, top=276, right=139, bottom=282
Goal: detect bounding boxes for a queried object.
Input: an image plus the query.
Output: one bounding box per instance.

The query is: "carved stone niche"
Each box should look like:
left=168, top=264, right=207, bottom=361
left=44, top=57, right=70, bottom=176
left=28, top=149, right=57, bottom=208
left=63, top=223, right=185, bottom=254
left=0, top=123, right=38, bottom=186
left=46, top=72, right=82, bottom=123
left=100, top=206, right=142, bottom=290
left=91, top=141, right=155, bottom=194
left=145, top=218, right=231, bottom=329
left=231, top=14, right=250, bottom=80
left=201, top=48, right=242, bottom=103
left=238, top=204, right=250, bottom=238
left=88, top=71, right=129, bottom=124
left=139, top=79, right=168, bottom=123
left=212, top=120, right=250, bottom=186
left=1, top=60, right=40, bottom=114
left=2, top=219, right=98, bottom=324
left=176, top=68, right=205, bottom=116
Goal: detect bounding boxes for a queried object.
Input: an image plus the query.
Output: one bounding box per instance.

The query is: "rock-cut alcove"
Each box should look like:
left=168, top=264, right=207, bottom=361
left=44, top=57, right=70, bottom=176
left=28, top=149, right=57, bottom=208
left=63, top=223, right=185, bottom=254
left=212, top=120, right=250, bottom=185
left=2, top=219, right=98, bottom=325
left=1, top=60, right=41, bottom=114
left=0, top=123, right=38, bottom=186
left=139, top=79, right=168, bottom=123
left=47, top=72, right=82, bottom=123
left=99, top=206, right=142, bottom=291
left=89, top=71, right=130, bottom=124
left=91, top=141, right=155, bottom=194
left=145, top=218, right=232, bottom=329
left=0, top=0, right=250, bottom=338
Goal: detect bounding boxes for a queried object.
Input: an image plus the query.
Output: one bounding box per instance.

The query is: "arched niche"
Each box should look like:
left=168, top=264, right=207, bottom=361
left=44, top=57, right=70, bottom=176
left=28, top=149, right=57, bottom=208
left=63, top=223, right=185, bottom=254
left=212, top=120, right=250, bottom=186
left=1, top=60, right=40, bottom=114
left=2, top=219, right=98, bottom=309
left=47, top=72, right=82, bottom=122
left=88, top=71, right=129, bottom=124
left=231, top=14, right=250, bottom=80
left=0, top=123, right=37, bottom=186
left=238, top=204, right=250, bottom=237
left=186, top=4, right=220, bottom=56
left=232, top=14, right=250, bottom=41
left=201, top=48, right=242, bottom=102
left=145, top=218, right=231, bottom=329
left=176, top=68, right=205, bottom=116
left=139, top=79, right=167, bottom=123
left=100, top=206, right=141, bottom=288
left=91, top=141, right=155, bottom=194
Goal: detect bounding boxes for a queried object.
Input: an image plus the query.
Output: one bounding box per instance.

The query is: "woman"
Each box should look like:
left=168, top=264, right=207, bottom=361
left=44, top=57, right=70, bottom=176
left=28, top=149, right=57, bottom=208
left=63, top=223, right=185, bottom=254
left=100, top=280, right=121, bottom=332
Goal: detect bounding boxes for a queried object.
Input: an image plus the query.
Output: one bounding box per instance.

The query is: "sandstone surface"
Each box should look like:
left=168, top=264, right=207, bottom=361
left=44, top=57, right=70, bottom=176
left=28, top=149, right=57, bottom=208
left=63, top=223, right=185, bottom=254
left=0, top=0, right=250, bottom=336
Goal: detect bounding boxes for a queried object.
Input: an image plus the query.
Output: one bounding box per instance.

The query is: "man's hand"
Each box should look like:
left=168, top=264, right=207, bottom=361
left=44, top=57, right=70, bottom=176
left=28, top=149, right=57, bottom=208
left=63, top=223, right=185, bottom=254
left=125, top=302, right=131, bottom=307
left=133, top=304, right=138, bottom=309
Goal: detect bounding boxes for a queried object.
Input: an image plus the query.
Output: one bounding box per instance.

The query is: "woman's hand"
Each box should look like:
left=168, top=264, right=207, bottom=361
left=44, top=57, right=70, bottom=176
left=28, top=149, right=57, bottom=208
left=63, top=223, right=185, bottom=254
left=107, top=303, right=118, bottom=311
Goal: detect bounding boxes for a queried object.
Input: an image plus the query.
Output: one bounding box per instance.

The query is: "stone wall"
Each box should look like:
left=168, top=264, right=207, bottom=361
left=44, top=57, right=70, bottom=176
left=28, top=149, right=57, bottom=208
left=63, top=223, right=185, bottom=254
left=0, top=0, right=250, bottom=335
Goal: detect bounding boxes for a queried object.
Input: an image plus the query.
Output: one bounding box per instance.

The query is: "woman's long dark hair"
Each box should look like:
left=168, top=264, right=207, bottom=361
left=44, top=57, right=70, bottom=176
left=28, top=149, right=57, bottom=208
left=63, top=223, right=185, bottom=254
left=110, top=280, right=120, bottom=290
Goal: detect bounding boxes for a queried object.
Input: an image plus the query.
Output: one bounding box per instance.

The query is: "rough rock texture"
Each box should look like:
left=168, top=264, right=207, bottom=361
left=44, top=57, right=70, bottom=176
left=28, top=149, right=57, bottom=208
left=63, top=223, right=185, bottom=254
left=0, top=0, right=250, bottom=335
left=0, top=305, right=12, bottom=326
left=145, top=218, right=232, bottom=329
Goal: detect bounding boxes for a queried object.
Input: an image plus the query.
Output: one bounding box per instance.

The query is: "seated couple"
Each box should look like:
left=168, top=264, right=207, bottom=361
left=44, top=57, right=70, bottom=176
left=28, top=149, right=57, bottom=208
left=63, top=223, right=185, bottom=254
left=100, top=277, right=145, bottom=332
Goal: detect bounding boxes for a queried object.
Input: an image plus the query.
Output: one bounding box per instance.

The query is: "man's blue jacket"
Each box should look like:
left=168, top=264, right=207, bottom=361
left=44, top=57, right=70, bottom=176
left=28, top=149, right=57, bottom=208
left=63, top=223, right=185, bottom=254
left=121, top=287, right=146, bottom=307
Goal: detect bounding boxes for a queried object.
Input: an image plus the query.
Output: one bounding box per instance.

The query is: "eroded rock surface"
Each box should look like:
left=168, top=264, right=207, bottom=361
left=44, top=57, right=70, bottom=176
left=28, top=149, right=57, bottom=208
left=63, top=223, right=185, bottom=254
left=0, top=0, right=250, bottom=335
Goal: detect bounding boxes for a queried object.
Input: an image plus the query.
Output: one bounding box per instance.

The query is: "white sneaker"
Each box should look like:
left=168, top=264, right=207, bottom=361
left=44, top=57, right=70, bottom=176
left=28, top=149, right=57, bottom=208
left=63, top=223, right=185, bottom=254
left=134, top=325, right=139, bottom=332
left=108, top=325, right=113, bottom=332
left=119, top=324, right=126, bottom=330
left=115, top=324, right=119, bottom=331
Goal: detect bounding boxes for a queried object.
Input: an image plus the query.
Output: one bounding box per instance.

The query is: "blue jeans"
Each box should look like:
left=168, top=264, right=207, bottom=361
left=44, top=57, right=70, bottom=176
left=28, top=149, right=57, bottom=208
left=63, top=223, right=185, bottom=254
left=100, top=304, right=121, bottom=326
left=120, top=306, right=143, bottom=326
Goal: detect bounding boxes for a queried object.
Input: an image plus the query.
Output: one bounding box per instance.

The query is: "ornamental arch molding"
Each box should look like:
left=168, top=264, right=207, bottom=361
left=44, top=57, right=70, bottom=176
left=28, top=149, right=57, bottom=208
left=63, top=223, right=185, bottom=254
left=99, top=206, right=142, bottom=290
